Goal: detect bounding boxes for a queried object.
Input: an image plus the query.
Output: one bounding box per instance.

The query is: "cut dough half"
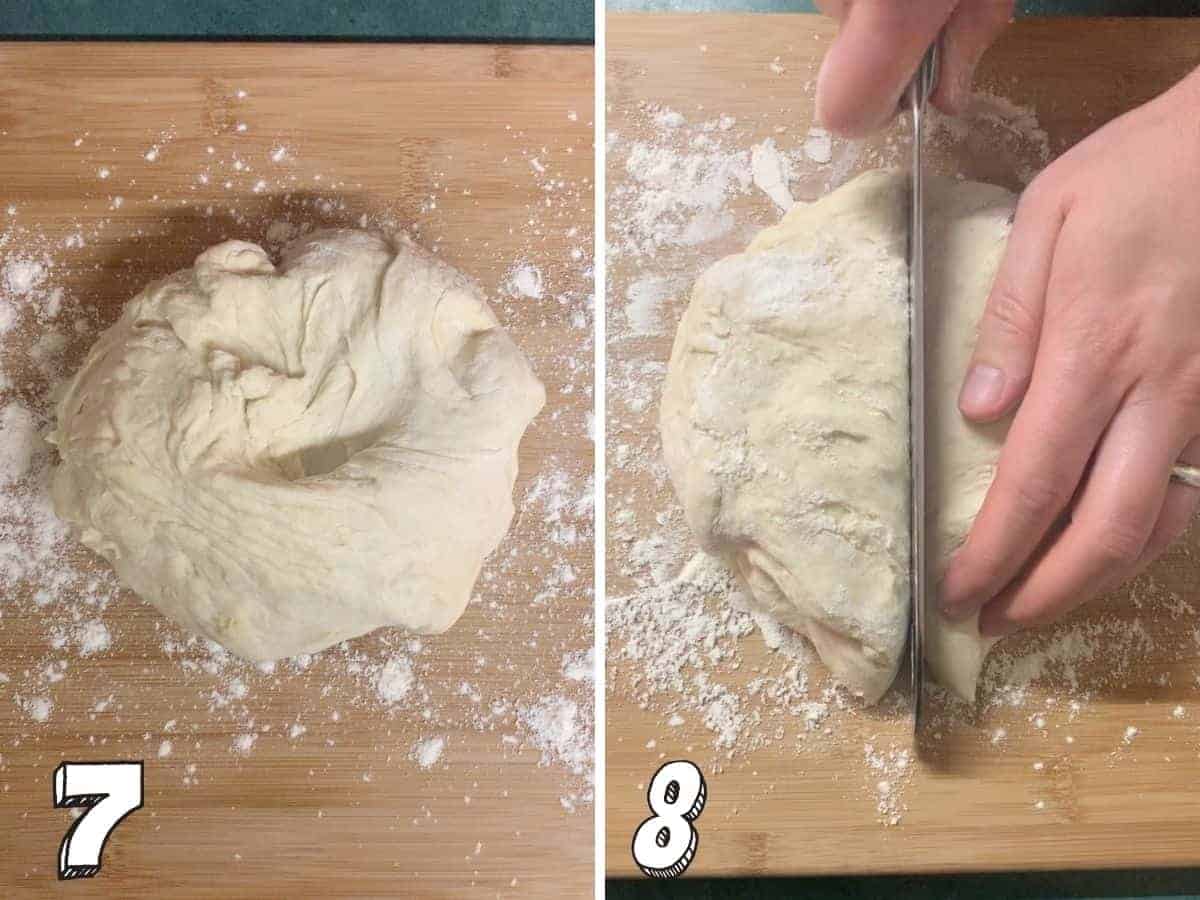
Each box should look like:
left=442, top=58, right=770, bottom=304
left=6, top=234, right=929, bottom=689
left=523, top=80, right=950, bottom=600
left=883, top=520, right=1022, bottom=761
left=661, top=169, right=1013, bottom=703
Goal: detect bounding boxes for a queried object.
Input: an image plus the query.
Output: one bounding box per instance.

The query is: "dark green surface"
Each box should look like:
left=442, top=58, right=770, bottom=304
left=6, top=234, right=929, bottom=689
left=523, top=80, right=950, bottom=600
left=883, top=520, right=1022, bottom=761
left=6, top=0, right=1198, bottom=40
left=610, top=0, right=1200, bottom=12
left=1, top=0, right=593, bottom=41
left=609, top=873, right=1200, bottom=899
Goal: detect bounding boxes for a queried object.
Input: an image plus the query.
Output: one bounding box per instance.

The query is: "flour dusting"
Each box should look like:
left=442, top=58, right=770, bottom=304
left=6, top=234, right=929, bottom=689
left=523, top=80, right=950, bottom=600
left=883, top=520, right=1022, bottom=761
left=413, top=736, right=446, bottom=769
left=0, top=78, right=595, bottom=857
left=607, top=80, right=1177, bottom=829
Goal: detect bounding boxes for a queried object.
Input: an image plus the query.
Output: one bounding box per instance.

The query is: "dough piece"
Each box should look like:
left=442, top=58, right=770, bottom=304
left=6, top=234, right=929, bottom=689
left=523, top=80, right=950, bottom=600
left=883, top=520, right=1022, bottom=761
left=49, top=230, right=544, bottom=661
left=924, top=177, right=1013, bottom=702
left=661, top=170, right=1013, bottom=704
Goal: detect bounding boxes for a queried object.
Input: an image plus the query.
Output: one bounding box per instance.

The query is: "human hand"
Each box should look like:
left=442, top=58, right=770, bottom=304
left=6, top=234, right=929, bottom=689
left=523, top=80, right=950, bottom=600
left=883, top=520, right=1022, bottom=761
left=939, top=68, right=1200, bottom=637
left=815, top=0, right=1014, bottom=137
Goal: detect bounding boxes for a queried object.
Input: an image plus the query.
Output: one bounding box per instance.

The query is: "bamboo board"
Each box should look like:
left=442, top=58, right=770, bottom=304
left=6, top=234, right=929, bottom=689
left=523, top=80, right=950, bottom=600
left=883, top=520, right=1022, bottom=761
left=0, top=42, right=594, bottom=898
left=606, top=14, right=1200, bottom=878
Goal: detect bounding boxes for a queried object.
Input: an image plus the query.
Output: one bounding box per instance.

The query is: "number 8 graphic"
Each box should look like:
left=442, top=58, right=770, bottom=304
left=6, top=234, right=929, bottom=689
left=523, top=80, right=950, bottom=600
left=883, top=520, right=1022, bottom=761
left=631, top=759, right=707, bottom=878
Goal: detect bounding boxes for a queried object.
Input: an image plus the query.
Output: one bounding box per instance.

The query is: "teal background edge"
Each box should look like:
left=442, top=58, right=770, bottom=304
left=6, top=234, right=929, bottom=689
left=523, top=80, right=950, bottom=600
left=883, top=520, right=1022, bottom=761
left=4, top=1, right=1200, bottom=40
left=612, top=0, right=1200, bottom=14
left=0, top=0, right=594, bottom=41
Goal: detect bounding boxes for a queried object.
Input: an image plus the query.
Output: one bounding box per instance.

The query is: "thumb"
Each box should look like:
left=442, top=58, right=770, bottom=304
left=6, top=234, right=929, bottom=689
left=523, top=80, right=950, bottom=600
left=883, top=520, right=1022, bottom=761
left=933, top=0, right=1015, bottom=115
left=959, top=184, right=1066, bottom=423
left=816, top=0, right=957, bottom=137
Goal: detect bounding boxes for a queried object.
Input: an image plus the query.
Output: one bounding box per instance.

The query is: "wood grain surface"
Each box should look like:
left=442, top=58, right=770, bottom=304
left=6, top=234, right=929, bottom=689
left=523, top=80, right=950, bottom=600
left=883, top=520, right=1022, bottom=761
left=0, top=42, right=593, bottom=898
left=606, top=14, right=1200, bottom=878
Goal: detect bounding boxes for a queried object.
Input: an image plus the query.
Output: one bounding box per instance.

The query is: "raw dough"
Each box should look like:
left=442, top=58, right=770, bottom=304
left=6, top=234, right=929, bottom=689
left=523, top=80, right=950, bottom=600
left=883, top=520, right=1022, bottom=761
left=661, top=170, right=1013, bottom=704
left=49, top=230, right=544, bottom=661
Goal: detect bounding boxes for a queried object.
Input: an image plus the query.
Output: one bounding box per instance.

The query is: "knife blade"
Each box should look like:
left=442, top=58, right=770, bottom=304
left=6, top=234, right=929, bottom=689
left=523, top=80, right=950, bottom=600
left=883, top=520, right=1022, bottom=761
left=907, top=41, right=939, bottom=735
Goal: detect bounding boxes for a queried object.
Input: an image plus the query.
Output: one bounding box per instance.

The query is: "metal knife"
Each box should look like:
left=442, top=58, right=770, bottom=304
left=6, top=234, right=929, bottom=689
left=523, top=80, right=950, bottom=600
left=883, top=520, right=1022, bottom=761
left=907, top=41, right=939, bottom=735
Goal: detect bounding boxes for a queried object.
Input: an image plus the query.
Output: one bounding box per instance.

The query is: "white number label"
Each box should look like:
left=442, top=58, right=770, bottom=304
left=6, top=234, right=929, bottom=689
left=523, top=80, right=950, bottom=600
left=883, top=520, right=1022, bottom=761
left=631, top=759, right=707, bottom=878
left=53, top=761, right=144, bottom=879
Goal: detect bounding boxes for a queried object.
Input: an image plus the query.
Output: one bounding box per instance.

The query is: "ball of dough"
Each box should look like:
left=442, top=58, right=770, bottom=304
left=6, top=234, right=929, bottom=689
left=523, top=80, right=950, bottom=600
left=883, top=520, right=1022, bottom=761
left=49, top=230, right=545, bottom=661
left=660, top=170, right=1013, bottom=704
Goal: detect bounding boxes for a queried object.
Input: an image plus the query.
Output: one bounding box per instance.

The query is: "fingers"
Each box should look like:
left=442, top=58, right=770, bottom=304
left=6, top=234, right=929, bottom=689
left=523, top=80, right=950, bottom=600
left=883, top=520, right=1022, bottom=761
left=815, top=0, right=1013, bottom=135
left=1136, top=436, right=1200, bottom=568
left=959, top=179, right=1068, bottom=423
left=940, top=313, right=1123, bottom=621
left=815, top=0, right=958, bottom=137
left=977, top=396, right=1178, bottom=637
left=932, top=0, right=1015, bottom=115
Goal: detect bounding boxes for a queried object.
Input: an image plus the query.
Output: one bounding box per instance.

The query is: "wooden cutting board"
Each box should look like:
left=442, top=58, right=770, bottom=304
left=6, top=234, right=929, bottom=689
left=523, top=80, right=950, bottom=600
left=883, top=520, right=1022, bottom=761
left=0, top=43, right=593, bottom=898
left=606, top=15, right=1200, bottom=878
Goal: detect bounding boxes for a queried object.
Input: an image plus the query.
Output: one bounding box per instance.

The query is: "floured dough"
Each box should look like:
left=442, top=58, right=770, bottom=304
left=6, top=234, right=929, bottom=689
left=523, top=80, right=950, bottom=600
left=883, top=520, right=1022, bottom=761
left=49, top=230, right=544, bottom=661
left=924, top=177, right=1012, bottom=702
left=661, top=169, right=1013, bottom=704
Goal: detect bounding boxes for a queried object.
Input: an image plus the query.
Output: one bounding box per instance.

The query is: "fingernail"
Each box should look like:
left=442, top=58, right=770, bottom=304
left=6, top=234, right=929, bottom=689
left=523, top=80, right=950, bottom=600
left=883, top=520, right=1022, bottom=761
left=937, top=583, right=974, bottom=621
left=939, top=599, right=974, bottom=622
left=959, top=364, right=1005, bottom=413
left=937, top=573, right=966, bottom=620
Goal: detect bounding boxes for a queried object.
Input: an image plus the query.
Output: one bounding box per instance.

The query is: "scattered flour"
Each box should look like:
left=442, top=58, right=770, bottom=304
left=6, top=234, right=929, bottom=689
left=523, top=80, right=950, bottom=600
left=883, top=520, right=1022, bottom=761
left=0, top=301, right=16, bottom=334
left=562, top=648, right=594, bottom=682
left=75, top=620, right=111, bottom=655
left=622, top=275, right=673, bottom=338
left=803, top=127, right=833, bottom=164
left=607, top=79, right=1183, bottom=832
left=611, top=116, right=752, bottom=255
left=412, top=736, right=446, bottom=769
left=375, top=655, right=415, bottom=704
left=522, top=467, right=592, bottom=547
left=750, top=138, right=794, bottom=212
left=0, top=92, right=595, bottom=838
left=21, top=695, right=53, bottom=722
left=519, top=695, right=591, bottom=777
left=0, top=402, right=37, bottom=485
left=2, top=257, right=45, bottom=296
left=504, top=262, right=544, bottom=300
left=864, top=743, right=912, bottom=826
left=653, top=107, right=686, bottom=130
left=232, top=733, right=256, bottom=754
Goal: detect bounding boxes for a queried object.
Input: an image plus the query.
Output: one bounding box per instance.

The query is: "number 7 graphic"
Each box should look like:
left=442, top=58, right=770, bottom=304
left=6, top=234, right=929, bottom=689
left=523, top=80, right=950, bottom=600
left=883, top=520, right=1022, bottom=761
left=52, top=761, right=144, bottom=879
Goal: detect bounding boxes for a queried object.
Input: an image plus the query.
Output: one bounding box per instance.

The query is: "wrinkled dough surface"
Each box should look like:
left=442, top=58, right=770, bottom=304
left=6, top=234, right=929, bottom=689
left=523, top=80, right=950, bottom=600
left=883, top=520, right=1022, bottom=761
left=50, top=230, right=544, bottom=661
left=661, top=170, right=1012, bottom=703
